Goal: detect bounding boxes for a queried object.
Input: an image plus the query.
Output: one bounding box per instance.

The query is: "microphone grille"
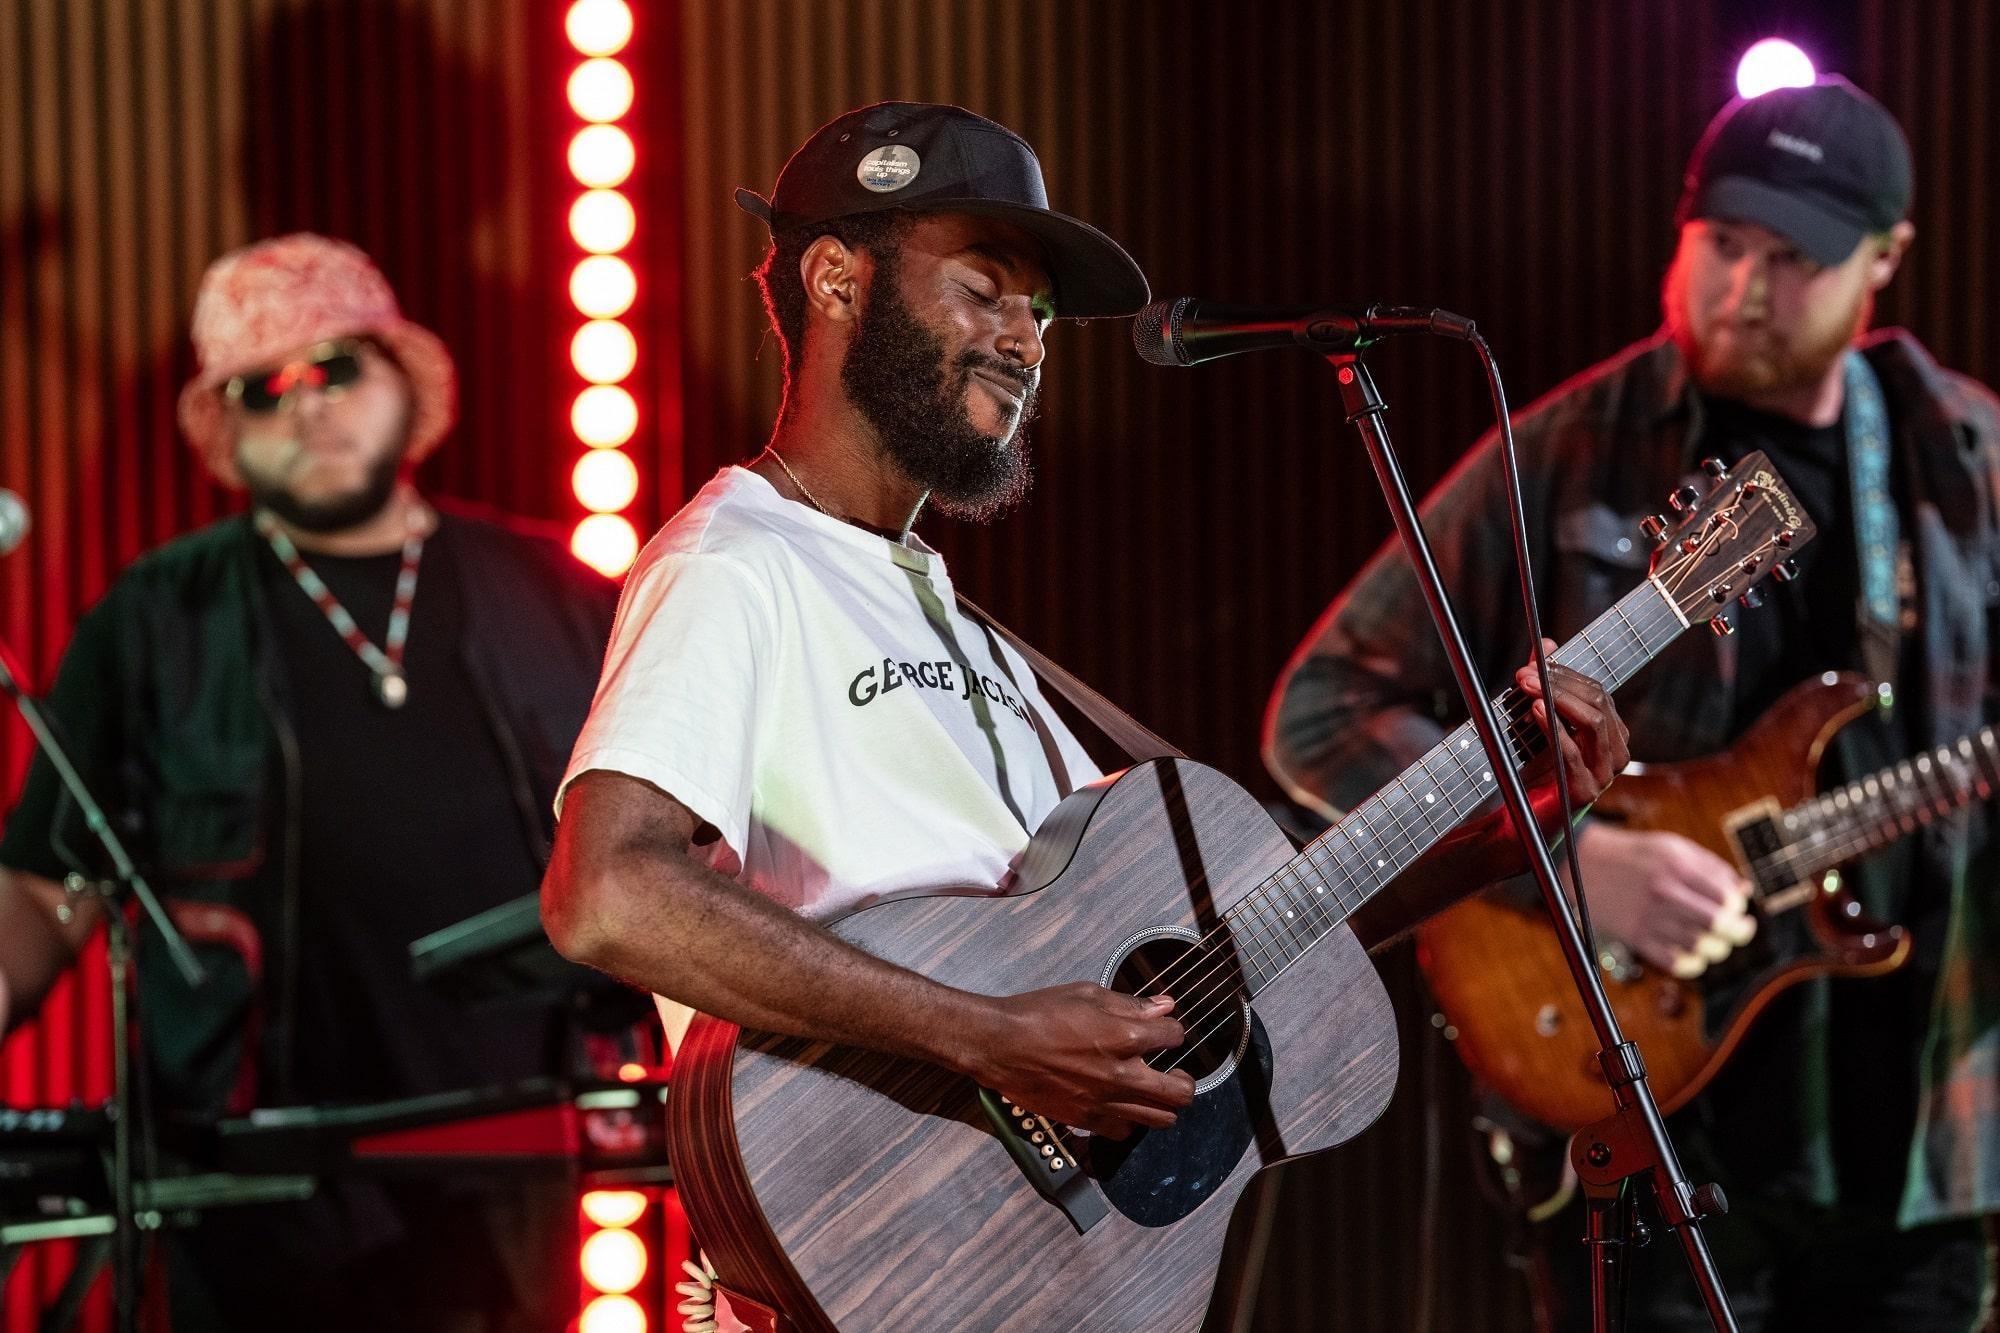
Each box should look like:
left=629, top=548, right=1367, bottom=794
left=1131, top=297, right=1193, bottom=367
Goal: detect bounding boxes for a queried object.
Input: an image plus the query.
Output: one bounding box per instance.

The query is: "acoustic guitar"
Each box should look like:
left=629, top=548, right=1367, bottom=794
left=666, top=453, right=1810, bottom=1331
left=1419, top=670, right=1999, bottom=1133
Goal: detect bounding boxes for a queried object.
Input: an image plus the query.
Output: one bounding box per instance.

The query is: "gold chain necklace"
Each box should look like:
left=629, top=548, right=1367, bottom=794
left=766, top=446, right=839, bottom=518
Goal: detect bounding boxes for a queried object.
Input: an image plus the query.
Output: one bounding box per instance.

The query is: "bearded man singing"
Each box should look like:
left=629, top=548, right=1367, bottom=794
left=1266, top=77, right=2000, bottom=1331
left=542, top=101, right=1628, bottom=1331
left=0, top=234, right=617, bottom=1329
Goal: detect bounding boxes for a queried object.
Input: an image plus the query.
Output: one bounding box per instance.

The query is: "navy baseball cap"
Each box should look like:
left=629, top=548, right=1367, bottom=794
left=1678, top=76, right=1913, bottom=267
left=736, top=101, right=1150, bottom=319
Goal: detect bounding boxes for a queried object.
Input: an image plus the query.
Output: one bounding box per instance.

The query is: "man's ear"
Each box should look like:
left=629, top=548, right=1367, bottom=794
left=1867, top=220, right=1916, bottom=292
left=799, top=235, right=868, bottom=327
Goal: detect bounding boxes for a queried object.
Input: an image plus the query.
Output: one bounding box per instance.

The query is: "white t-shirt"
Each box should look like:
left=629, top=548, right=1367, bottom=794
left=560, top=466, right=1102, bottom=1034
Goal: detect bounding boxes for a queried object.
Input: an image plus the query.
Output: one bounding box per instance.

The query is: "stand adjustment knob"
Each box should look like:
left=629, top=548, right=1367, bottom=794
left=1691, top=1181, right=1729, bottom=1217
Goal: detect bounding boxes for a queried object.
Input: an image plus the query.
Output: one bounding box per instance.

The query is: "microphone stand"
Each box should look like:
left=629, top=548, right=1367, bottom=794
left=0, top=643, right=205, bottom=1333
left=1324, top=350, right=1738, bottom=1333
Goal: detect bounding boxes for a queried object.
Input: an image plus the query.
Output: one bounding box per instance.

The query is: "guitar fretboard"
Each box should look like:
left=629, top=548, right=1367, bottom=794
left=1765, top=724, right=2000, bottom=885
left=1222, top=579, right=1687, bottom=994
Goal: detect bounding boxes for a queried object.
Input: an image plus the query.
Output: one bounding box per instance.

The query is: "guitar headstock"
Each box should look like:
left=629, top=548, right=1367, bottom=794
left=1643, top=451, right=1817, bottom=634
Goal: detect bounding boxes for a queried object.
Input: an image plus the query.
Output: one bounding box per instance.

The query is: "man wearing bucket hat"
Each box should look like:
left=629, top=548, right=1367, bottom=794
left=540, top=102, right=1625, bottom=1330
left=1267, top=77, right=2000, bottom=1329
left=0, top=233, right=617, bottom=1328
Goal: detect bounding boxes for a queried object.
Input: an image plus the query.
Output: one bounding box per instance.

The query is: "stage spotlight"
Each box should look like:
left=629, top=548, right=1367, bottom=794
left=581, top=1226, right=649, bottom=1294
left=1736, top=39, right=1816, bottom=99
left=582, top=1189, right=650, bottom=1229
left=573, top=385, right=639, bottom=446
left=568, top=58, right=636, bottom=122
left=572, top=513, right=640, bottom=577
left=573, top=449, right=640, bottom=514
left=570, top=125, right=637, bottom=188
left=578, top=1293, right=648, bottom=1333
left=570, top=190, right=637, bottom=253
left=572, top=319, right=638, bottom=383
left=571, top=256, right=637, bottom=319
left=566, top=0, right=633, bottom=57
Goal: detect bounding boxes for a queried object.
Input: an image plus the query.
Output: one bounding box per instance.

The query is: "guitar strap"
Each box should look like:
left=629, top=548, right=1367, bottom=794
left=954, top=591, right=1187, bottom=792
left=1845, top=350, right=1904, bottom=697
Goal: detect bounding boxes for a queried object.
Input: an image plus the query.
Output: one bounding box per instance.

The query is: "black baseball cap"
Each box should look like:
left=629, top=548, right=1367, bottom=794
left=1678, top=76, right=1913, bottom=267
left=735, top=101, right=1150, bottom=319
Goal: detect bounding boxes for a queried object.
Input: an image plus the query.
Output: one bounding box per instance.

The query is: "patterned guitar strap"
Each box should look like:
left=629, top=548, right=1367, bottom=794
left=1845, top=350, right=1907, bottom=703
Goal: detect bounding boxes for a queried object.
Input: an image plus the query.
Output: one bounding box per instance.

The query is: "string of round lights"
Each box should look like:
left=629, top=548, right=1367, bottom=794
left=566, top=0, right=641, bottom=577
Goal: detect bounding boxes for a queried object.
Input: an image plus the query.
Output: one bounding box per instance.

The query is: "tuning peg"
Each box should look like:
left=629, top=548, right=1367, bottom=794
left=1775, top=529, right=1795, bottom=548
left=1639, top=514, right=1670, bottom=543
left=1709, top=614, right=1735, bottom=637
left=1738, top=587, right=1764, bottom=610
left=1667, top=485, right=1701, bottom=513
left=1701, top=457, right=1728, bottom=479
left=1772, top=559, right=1799, bottom=583
left=1710, top=583, right=1733, bottom=603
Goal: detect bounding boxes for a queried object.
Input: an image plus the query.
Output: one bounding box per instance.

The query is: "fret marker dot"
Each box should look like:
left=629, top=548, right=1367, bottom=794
left=1482, top=771, right=1493, bottom=781
left=1377, top=858, right=1386, bottom=868
left=1425, top=793, right=1436, bottom=804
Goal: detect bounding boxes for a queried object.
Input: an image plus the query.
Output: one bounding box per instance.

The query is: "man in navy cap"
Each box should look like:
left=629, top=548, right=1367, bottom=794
left=1267, top=77, right=2000, bottom=1330
left=539, top=101, right=1626, bottom=1322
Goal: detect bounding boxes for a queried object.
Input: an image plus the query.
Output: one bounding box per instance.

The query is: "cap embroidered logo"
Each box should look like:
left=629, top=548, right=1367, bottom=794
left=1767, top=130, right=1826, bottom=162
left=856, top=144, right=921, bottom=192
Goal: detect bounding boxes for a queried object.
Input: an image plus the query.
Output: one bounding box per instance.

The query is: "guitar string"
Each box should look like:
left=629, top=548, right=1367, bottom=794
left=1747, top=732, right=2000, bottom=890
left=1137, top=514, right=1792, bottom=1080
left=1140, top=603, right=1686, bottom=1075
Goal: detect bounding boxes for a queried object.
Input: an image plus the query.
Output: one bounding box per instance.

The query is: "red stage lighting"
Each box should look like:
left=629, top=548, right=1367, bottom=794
left=570, top=189, right=637, bottom=253
left=572, top=319, right=638, bottom=383
left=571, top=514, right=640, bottom=576
left=573, top=449, right=640, bottom=513
left=573, top=385, right=638, bottom=446
left=565, top=0, right=634, bottom=57
left=568, top=58, right=635, bottom=122
left=570, top=256, right=637, bottom=319
left=569, top=124, right=637, bottom=188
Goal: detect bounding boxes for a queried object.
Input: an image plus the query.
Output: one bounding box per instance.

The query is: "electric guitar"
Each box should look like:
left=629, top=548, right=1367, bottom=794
left=666, top=454, right=1811, bottom=1332
left=1418, top=670, right=1999, bottom=1133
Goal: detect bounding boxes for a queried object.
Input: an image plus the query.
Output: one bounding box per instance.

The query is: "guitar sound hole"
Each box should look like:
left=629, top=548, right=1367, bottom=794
left=1106, top=932, right=1252, bottom=1093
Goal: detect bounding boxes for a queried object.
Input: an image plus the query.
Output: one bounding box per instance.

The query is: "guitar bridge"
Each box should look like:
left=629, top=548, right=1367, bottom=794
left=976, top=1088, right=1109, bottom=1234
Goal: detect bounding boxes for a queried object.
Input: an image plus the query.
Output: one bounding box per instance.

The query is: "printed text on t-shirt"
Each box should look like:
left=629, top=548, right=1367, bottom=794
left=847, top=657, right=1031, bottom=723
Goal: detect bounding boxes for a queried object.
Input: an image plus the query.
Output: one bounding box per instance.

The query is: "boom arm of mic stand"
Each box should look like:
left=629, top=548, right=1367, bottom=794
left=1323, top=352, right=1738, bottom=1333
left=0, top=645, right=203, bottom=987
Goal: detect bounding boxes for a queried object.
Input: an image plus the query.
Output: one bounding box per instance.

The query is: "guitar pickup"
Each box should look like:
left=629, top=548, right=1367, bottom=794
left=976, top=1088, right=1109, bottom=1234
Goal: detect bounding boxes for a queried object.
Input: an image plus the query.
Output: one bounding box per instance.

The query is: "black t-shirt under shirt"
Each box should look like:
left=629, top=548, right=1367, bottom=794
left=1699, top=394, right=1945, bottom=1212
left=254, top=523, right=555, bottom=1106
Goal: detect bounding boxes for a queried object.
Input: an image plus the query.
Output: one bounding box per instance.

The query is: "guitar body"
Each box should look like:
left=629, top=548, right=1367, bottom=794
left=666, top=758, right=1400, bottom=1332
left=1417, top=673, right=1911, bottom=1131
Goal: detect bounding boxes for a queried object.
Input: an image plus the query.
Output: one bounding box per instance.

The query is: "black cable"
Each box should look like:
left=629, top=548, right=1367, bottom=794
left=1467, top=332, right=1601, bottom=960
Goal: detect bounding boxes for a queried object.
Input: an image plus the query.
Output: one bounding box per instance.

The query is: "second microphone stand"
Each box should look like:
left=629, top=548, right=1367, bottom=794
left=1325, top=350, right=1737, bottom=1333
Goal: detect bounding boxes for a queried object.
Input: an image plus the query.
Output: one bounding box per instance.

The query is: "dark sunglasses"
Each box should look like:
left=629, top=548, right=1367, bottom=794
left=223, top=339, right=367, bottom=413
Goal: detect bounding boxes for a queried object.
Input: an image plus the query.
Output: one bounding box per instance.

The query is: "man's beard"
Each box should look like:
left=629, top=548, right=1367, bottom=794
left=1664, top=253, right=1872, bottom=402
left=238, top=439, right=405, bottom=533
left=840, top=262, right=1040, bottom=523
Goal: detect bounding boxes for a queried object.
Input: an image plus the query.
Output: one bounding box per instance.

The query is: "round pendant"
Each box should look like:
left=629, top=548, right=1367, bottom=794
left=376, top=672, right=408, bottom=709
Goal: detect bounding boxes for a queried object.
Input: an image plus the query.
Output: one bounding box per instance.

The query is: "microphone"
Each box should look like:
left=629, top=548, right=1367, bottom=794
left=1133, top=297, right=1476, bottom=367
left=0, top=490, right=26, bottom=556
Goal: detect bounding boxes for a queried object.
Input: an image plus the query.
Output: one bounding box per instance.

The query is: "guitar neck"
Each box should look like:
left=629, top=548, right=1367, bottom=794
left=1777, top=723, right=2000, bottom=880
left=1224, top=578, right=1689, bottom=993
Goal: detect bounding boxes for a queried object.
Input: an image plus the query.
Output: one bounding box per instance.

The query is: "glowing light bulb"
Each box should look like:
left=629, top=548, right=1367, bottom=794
left=578, top=1293, right=647, bottom=1333
left=569, top=125, right=636, bottom=188
left=572, top=319, right=638, bottom=383
left=565, top=0, right=633, bottom=57
left=581, top=1189, right=650, bottom=1229
left=568, top=58, right=635, bottom=122
left=572, top=514, right=639, bottom=577
left=1736, top=39, right=1816, bottom=99
left=573, top=385, right=638, bottom=446
left=580, top=1224, right=648, bottom=1294
left=570, top=256, right=637, bottom=319
left=570, top=190, right=636, bottom=254
left=573, top=449, right=639, bottom=513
